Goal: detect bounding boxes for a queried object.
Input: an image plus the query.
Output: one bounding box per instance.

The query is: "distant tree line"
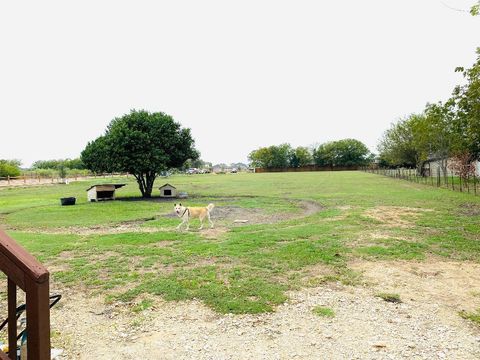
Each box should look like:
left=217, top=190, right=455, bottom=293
left=248, top=139, right=373, bottom=169
left=0, top=158, right=88, bottom=178
left=378, top=48, right=480, bottom=176
left=32, top=158, right=86, bottom=170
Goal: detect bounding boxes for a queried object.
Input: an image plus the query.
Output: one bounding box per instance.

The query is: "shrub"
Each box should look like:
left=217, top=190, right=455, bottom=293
left=0, top=160, right=21, bottom=177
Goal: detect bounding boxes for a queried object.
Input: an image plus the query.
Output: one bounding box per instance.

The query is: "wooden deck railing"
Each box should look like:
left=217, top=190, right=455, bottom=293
left=0, top=229, right=50, bottom=360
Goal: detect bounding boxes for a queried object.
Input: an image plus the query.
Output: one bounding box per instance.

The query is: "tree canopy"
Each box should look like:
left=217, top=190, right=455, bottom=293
left=81, top=109, right=198, bottom=197
left=313, top=139, right=372, bottom=167
left=378, top=48, right=480, bottom=172
left=0, top=159, right=21, bottom=177
left=248, top=144, right=293, bottom=168
left=248, top=140, right=370, bottom=169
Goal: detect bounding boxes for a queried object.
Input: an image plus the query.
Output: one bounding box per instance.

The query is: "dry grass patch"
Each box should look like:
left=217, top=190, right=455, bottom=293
left=350, top=230, right=417, bottom=248
left=364, top=206, right=433, bottom=228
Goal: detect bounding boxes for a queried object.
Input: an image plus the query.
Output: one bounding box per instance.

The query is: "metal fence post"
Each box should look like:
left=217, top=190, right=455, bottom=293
left=474, top=173, right=477, bottom=196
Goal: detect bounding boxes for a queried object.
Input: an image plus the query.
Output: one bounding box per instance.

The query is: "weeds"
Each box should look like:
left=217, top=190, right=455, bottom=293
left=312, top=306, right=335, bottom=318
left=376, top=293, right=402, bottom=303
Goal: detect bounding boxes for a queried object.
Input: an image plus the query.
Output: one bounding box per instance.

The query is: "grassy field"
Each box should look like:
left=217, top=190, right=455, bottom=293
left=1, top=171, right=479, bottom=314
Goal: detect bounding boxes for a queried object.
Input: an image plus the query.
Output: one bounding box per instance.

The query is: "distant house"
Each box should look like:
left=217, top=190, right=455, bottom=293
left=159, top=183, right=177, bottom=198
left=212, top=166, right=223, bottom=174
left=422, top=157, right=451, bottom=177
left=422, top=157, right=480, bottom=177
left=87, top=184, right=126, bottom=202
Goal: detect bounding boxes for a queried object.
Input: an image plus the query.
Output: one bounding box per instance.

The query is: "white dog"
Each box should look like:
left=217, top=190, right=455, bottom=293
left=174, top=203, right=215, bottom=231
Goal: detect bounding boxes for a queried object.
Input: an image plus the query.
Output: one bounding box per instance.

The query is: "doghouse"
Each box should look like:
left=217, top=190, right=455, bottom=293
left=87, top=184, right=126, bottom=202
left=159, top=183, right=177, bottom=198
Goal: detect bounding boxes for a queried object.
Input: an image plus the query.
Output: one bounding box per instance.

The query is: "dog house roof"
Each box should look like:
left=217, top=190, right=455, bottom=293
left=86, top=184, right=127, bottom=191
left=159, top=183, right=176, bottom=189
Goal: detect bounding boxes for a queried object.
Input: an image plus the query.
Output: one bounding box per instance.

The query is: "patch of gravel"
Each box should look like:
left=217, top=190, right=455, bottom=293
left=43, top=258, right=480, bottom=360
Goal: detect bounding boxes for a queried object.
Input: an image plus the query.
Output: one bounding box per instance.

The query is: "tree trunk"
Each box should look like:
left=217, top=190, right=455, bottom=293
left=133, top=173, right=147, bottom=197
left=144, top=171, right=157, bottom=198
left=133, top=172, right=157, bottom=198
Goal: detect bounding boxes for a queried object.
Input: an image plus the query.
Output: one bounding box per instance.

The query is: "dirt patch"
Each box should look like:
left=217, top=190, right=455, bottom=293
left=210, top=200, right=323, bottom=226
left=7, top=200, right=323, bottom=237
left=44, top=262, right=480, bottom=359
left=459, top=203, right=480, bottom=217
left=350, top=258, right=480, bottom=313
left=299, top=200, right=323, bottom=217
left=12, top=224, right=162, bottom=236
left=152, top=240, right=176, bottom=248
left=3, top=258, right=480, bottom=359
left=364, top=206, right=433, bottom=228
left=199, top=227, right=229, bottom=239
left=351, top=230, right=417, bottom=247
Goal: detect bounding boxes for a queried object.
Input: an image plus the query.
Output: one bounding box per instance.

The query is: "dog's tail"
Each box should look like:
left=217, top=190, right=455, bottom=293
left=206, top=203, right=215, bottom=212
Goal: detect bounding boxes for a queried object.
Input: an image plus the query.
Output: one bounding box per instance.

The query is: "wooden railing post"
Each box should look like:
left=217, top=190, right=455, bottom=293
left=26, top=278, right=51, bottom=359
left=0, top=230, right=51, bottom=360
left=7, top=279, right=16, bottom=360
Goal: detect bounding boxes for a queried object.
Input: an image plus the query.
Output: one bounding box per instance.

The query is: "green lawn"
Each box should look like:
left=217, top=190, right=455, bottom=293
left=1, top=171, right=479, bottom=314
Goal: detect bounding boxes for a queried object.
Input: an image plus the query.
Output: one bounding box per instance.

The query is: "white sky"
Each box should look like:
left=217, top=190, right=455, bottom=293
left=1, top=0, right=479, bottom=167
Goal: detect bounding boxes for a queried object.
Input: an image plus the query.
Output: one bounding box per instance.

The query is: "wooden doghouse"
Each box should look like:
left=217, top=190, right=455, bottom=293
left=87, top=184, right=126, bottom=202
left=159, top=183, right=177, bottom=198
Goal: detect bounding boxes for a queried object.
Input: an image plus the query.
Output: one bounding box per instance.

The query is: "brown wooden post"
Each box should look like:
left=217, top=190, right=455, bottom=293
left=7, top=279, right=16, bottom=360
left=474, top=174, right=477, bottom=196
left=24, top=175, right=26, bottom=184
left=7, top=176, right=10, bottom=185
left=0, top=230, right=51, bottom=360
left=26, top=278, right=51, bottom=359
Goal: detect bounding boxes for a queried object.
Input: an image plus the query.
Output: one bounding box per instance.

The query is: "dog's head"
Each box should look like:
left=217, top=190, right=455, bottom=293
left=174, top=203, right=184, bottom=216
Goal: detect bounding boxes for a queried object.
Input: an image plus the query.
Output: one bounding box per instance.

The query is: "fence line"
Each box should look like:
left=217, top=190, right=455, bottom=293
left=0, top=173, right=130, bottom=187
left=363, top=167, right=479, bottom=196
left=254, top=165, right=359, bottom=173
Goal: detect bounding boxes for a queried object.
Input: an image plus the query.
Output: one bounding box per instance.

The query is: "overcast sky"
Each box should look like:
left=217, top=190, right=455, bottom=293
left=1, top=0, right=479, bottom=167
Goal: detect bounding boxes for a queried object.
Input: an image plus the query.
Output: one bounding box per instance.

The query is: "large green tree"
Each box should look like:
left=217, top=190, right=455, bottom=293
left=248, top=144, right=292, bottom=168
left=377, top=115, right=423, bottom=168
left=452, top=48, right=480, bottom=160
left=289, top=146, right=313, bottom=167
left=377, top=48, right=480, bottom=171
left=314, top=139, right=371, bottom=167
left=81, top=110, right=198, bottom=198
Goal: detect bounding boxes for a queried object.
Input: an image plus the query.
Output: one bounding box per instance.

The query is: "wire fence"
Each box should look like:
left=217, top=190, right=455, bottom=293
left=363, top=167, right=479, bottom=196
